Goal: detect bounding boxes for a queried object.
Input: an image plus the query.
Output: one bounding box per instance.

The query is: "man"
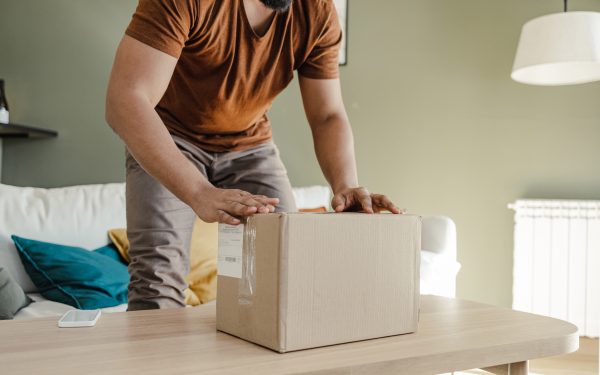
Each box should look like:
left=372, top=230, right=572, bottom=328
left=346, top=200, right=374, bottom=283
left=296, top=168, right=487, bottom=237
left=106, top=0, right=401, bottom=311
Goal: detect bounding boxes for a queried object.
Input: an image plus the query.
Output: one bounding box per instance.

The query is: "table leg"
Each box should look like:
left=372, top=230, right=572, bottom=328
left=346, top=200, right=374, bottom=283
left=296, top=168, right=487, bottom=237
left=481, top=364, right=508, bottom=374
left=481, top=361, right=528, bottom=375
left=508, top=361, right=528, bottom=375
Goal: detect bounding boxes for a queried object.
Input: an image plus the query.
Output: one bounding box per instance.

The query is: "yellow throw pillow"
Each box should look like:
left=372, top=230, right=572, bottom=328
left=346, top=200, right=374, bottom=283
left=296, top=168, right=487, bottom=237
left=108, top=218, right=218, bottom=306
left=107, top=229, right=130, bottom=262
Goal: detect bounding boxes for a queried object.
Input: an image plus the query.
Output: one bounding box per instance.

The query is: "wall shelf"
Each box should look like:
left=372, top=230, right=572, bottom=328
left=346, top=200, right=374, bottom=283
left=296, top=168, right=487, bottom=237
left=0, top=123, right=58, bottom=139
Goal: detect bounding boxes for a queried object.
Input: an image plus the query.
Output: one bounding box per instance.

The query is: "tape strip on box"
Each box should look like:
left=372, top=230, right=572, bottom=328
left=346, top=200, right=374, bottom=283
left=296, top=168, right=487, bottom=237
left=217, top=218, right=258, bottom=306
left=239, top=217, right=257, bottom=306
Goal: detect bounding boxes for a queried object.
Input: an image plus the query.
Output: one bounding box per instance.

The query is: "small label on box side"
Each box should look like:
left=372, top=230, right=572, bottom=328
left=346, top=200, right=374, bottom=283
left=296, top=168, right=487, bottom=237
left=218, top=224, right=244, bottom=278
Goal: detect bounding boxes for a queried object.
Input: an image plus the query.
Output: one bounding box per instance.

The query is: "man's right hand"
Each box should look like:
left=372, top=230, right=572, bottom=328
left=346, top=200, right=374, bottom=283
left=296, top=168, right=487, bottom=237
left=193, top=186, right=280, bottom=225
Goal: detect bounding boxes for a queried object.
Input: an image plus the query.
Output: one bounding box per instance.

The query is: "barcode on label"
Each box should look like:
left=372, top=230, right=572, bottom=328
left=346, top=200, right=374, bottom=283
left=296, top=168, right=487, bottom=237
left=225, top=256, right=238, bottom=263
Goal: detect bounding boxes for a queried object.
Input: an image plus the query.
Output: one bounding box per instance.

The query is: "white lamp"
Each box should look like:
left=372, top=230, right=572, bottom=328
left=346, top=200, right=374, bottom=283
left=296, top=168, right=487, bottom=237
left=512, top=5, right=600, bottom=86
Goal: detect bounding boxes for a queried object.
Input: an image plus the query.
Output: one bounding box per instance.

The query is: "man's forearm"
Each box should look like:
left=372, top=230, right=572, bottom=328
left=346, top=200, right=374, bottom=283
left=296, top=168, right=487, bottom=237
left=106, top=94, right=211, bottom=207
left=310, top=115, right=359, bottom=194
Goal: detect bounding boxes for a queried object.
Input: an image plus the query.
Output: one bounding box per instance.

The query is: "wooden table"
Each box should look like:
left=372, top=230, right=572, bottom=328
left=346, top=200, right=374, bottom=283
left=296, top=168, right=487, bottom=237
left=0, top=296, right=578, bottom=375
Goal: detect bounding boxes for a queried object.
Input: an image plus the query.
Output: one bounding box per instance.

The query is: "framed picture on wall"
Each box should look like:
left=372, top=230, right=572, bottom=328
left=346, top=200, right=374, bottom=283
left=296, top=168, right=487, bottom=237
left=334, top=0, right=348, bottom=65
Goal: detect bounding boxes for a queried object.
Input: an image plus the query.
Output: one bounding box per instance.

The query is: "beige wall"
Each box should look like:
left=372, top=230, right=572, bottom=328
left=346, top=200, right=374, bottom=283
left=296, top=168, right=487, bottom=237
left=1, top=0, right=600, bottom=307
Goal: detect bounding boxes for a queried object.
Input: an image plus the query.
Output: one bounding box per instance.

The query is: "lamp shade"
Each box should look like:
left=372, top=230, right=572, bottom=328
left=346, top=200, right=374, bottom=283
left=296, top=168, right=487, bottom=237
left=512, top=11, right=600, bottom=86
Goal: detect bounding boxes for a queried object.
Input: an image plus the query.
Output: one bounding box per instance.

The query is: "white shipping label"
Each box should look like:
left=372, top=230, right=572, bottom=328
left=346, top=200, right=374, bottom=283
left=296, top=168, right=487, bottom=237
left=218, top=223, right=244, bottom=278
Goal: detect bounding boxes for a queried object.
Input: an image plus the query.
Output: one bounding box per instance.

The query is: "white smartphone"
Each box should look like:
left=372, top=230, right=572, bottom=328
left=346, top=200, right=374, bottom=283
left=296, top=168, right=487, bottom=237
left=58, top=309, right=101, bottom=328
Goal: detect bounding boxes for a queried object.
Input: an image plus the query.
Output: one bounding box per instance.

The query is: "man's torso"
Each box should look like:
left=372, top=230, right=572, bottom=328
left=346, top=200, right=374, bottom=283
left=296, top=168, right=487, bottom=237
left=126, top=0, right=341, bottom=151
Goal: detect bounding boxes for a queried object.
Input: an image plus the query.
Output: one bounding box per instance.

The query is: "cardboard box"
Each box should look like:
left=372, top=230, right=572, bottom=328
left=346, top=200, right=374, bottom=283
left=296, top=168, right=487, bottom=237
left=216, top=213, right=421, bottom=353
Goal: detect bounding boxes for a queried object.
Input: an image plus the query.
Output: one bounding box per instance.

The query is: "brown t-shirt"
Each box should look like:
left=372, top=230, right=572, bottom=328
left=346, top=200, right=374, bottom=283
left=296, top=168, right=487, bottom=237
left=125, top=0, right=342, bottom=152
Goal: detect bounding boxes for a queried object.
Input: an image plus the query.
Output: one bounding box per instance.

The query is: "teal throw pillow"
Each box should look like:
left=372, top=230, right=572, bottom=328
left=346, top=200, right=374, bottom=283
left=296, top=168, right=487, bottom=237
left=12, top=236, right=129, bottom=310
left=94, top=244, right=127, bottom=265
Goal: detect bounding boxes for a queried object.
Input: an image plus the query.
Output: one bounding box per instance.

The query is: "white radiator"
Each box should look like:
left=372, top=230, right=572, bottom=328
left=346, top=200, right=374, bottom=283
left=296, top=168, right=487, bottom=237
left=509, top=200, right=600, bottom=338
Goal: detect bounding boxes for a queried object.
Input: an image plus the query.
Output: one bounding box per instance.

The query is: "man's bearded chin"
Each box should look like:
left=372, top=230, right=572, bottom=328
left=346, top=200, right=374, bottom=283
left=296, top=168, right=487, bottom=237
left=260, top=0, right=293, bottom=12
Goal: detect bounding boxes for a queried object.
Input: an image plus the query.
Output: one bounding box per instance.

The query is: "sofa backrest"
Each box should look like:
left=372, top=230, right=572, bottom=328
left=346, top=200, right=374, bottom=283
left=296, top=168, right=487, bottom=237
left=0, top=183, right=457, bottom=295
left=0, top=183, right=127, bottom=292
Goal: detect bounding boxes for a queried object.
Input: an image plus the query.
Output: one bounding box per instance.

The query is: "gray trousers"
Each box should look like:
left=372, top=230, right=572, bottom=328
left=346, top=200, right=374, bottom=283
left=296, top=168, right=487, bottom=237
left=125, top=134, right=297, bottom=311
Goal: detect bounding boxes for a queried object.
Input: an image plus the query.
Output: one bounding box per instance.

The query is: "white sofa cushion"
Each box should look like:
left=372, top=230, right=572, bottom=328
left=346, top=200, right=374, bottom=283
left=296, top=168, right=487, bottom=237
left=14, top=294, right=127, bottom=320
left=291, top=185, right=331, bottom=210
left=419, top=250, right=461, bottom=297
left=0, top=183, right=127, bottom=292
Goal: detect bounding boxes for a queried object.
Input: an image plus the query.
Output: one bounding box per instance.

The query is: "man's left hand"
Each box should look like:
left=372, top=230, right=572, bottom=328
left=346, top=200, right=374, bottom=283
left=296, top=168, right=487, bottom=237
left=331, top=187, right=403, bottom=214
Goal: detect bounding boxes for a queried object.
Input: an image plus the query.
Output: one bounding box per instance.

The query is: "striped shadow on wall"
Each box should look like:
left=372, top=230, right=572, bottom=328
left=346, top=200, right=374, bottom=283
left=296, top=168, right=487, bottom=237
left=509, top=200, right=600, bottom=338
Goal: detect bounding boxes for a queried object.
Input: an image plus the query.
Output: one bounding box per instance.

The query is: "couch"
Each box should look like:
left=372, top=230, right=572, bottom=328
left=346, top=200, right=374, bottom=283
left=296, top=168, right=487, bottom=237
left=0, top=183, right=460, bottom=319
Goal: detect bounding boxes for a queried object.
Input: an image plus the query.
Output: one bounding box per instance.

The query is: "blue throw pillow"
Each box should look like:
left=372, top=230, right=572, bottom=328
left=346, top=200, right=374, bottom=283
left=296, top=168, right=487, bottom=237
left=12, top=236, right=129, bottom=310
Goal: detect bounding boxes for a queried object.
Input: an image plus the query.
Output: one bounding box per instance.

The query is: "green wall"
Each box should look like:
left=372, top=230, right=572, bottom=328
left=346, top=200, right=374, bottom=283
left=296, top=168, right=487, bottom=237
left=1, top=0, right=600, bottom=307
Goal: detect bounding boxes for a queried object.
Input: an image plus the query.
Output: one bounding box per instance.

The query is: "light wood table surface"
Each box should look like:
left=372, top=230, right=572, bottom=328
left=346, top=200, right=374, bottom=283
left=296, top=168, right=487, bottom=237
left=0, top=296, right=578, bottom=375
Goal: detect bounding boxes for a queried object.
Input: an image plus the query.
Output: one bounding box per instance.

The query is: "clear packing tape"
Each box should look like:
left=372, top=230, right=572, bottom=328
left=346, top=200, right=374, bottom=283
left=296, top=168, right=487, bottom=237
left=239, top=216, right=257, bottom=306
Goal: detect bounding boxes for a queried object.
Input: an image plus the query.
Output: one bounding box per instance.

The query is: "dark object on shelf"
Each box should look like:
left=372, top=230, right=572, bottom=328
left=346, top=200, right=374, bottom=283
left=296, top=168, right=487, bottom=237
left=0, top=123, right=58, bottom=139
left=0, top=80, right=9, bottom=124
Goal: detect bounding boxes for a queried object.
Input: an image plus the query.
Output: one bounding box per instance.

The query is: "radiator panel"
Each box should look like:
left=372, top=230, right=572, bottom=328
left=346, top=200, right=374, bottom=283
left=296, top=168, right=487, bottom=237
left=510, top=200, right=600, bottom=338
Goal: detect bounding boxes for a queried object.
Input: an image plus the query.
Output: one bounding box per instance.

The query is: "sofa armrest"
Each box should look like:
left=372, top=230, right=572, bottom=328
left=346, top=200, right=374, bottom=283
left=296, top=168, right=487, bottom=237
left=420, top=215, right=459, bottom=298
left=421, top=215, right=457, bottom=260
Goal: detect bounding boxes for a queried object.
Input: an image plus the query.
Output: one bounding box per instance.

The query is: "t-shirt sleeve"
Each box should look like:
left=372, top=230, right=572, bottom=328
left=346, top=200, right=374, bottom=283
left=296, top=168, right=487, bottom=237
left=298, top=1, right=343, bottom=80
left=125, top=0, right=196, bottom=58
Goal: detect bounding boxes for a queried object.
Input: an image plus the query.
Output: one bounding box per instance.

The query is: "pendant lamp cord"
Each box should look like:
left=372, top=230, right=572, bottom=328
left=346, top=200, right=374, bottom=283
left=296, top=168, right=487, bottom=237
left=564, top=0, right=568, bottom=12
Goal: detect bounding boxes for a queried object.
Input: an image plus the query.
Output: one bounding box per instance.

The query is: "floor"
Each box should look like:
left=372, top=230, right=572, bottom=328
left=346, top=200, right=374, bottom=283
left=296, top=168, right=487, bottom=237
left=444, top=338, right=598, bottom=375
